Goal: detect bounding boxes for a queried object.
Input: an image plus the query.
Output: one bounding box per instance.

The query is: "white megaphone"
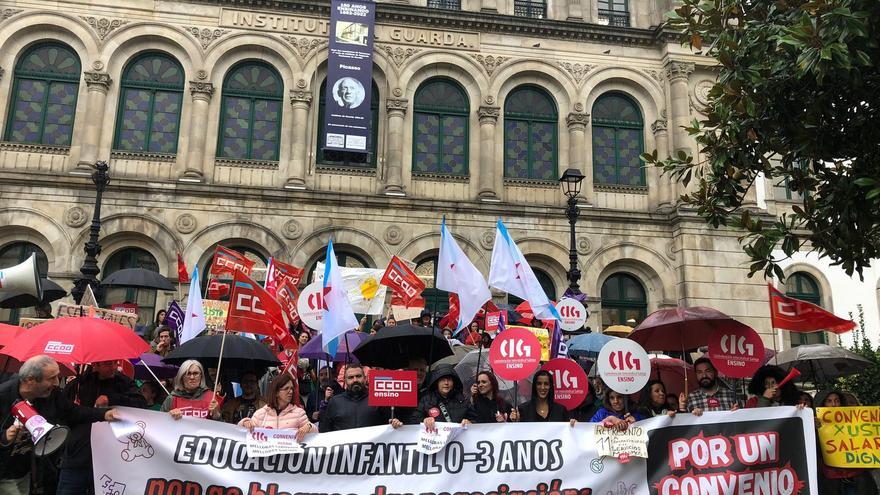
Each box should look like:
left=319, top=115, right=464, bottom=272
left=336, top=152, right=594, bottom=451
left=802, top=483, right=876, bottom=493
left=0, top=253, right=41, bottom=299
left=11, top=400, right=69, bottom=456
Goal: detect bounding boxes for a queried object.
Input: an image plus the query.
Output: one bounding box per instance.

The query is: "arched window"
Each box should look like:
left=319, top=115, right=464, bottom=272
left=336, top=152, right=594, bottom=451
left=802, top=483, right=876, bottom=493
left=504, top=86, right=557, bottom=180
left=600, top=273, right=647, bottom=329
left=217, top=62, right=283, bottom=161
left=413, top=79, right=469, bottom=176
left=317, top=79, right=379, bottom=168
left=4, top=43, right=81, bottom=146
left=200, top=245, right=269, bottom=300
left=102, top=248, right=160, bottom=325
left=0, top=242, right=49, bottom=324
left=415, top=257, right=449, bottom=314
left=786, top=272, right=826, bottom=346
left=592, top=92, right=645, bottom=187
left=507, top=268, right=556, bottom=307
left=113, top=52, right=184, bottom=154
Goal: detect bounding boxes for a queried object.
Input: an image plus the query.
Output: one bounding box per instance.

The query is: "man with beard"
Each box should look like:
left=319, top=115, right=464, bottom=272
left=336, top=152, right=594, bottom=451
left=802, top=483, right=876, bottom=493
left=686, top=357, right=739, bottom=414
left=320, top=365, right=386, bottom=432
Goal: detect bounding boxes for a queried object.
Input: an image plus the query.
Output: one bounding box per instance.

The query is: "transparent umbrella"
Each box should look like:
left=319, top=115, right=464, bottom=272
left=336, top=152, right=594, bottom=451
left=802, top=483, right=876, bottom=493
left=453, top=349, right=534, bottom=406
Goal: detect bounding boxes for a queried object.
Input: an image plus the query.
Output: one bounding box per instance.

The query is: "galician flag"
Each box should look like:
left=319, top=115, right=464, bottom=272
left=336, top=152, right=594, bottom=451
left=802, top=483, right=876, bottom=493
left=179, top=265, right=206, bottom=344
left=321, top=240, right=358, bottom=357
left=436, top=217, right=491, bottom=332
left=489, top=219, right=561, bottom=321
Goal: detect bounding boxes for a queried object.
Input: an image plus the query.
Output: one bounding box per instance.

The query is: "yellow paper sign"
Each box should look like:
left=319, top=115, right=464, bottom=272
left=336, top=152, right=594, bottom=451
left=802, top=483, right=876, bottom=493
left=507, top=325, right=550, bottom=361
left=817, top=406, right=880, bottom=468
left=202, top=299, right=229, bottom=332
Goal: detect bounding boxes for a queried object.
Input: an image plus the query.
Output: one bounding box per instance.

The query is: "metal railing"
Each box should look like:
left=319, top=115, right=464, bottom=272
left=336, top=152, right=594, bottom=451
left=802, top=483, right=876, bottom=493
left=514, top=0, right=546, bottom=19
left=427, top=0, right=461, bottom=10
left=597, top=9, right=630, bottom=27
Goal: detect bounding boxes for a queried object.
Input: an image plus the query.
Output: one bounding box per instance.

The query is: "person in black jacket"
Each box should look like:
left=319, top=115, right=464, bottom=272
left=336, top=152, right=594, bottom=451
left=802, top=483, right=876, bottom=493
left=0, top=355, right=118, bottom=495
left=469, top=371, right=512, bottom=423
left=409, top=364, right=476, bottom=428
left=320, top=365, right=387, bottom=432
left=510, top=370, right=573, bottom=423
left=59, top=360, right=146, bottom=494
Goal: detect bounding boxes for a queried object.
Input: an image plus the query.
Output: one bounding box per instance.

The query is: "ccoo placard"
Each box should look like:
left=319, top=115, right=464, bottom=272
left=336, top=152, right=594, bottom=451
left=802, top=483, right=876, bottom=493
left=596, top=338, right=650, bottom=394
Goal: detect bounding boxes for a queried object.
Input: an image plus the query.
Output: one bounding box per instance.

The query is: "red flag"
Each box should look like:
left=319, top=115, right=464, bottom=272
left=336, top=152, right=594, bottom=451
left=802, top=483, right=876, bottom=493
left=768, top=283, right=856, bottom=334
left=226, top=271, right=296, bottom=349
left=439, top=293, right=460, bottom=330
left=265, top=258, right=305, bottom=296
left=380, top=256, right=426, bottom=306
left=209, top=246, right=255, bottom=277
left=206, top=279, right=230, bottom=299
left=276, top=279, right=301, bottom=326
left=177, top=252, right=189, bottom=283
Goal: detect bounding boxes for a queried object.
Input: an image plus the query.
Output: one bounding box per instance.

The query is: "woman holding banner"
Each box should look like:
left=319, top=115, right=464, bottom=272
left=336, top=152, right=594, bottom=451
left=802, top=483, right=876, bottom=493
left=162, top=360, right=222, bottom=420
left=470, top=371, right=512, bottom=423
left=635, top=380, right=677, bottom=418
left=240, top=373, right=316, bottom=441
left=815, top=389, right=879, bottom=494
left=410, top=364, right=476, bottom=428
left=590, top=389, right=643, bottom=428
left=510, top=370, right=571, bottom=423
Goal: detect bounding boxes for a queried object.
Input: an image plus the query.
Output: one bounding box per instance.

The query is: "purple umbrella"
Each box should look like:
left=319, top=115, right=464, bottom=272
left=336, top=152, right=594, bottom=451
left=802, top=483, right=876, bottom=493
left=300, top=331, right=369, bottom=363
left=132, top=352, right=179, bottom=380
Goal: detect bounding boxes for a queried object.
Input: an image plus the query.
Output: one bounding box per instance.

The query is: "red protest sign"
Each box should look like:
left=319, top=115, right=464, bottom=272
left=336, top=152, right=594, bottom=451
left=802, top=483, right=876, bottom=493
left=110, top=303, right=138, bottom=316
left=542, top=358, right=588, bottom=411
left=226, top=271, right=296, bottom=349
left=267, top=258, right=305, bottom=293
left=380, top=256, right=425, bottom=305
left=489, top=327, right=541, bottom=381
left=369, top=370, right=418, bottom=407
left=209, top=246, right=255, bottom=277
left=485, top=311, right=503, bottom=333
left=708, top=324, right=765, bottom=378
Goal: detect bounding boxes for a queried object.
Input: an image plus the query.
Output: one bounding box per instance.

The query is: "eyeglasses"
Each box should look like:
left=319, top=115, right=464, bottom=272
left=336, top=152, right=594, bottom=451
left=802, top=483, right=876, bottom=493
left=279, top=385, right=295, bottom=392
left=185, top=371, right=202, bottom=377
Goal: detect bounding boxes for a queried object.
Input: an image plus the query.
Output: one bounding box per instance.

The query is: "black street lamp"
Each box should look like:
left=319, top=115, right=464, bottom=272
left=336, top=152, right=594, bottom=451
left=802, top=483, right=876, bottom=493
left=559, top=168, right=585, bottom=294
left=71, top=161, right=111, bottom=305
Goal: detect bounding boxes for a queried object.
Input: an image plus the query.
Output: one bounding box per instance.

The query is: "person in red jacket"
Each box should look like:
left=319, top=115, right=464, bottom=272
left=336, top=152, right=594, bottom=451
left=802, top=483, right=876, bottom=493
left=162, top=360, right=222, bottom=421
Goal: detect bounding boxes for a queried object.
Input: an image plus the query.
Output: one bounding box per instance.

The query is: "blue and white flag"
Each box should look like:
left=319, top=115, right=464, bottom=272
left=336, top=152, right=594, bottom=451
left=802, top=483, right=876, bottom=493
left=489, top=220, right=561, bottom=321
left=179, top=266, right=206, bottom=344
left=321, top=240, right=359, bottom=357
left=436, top=218, right=491, bottom=332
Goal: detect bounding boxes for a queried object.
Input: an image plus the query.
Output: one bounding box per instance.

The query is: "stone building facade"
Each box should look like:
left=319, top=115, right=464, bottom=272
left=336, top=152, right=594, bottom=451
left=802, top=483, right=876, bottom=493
left=0, top=0, right=839, bottom=348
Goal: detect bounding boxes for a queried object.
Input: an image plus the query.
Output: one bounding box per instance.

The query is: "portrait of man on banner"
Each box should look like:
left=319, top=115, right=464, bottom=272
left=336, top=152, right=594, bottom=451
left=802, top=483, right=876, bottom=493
left=332, top=77, right=365, bottom=109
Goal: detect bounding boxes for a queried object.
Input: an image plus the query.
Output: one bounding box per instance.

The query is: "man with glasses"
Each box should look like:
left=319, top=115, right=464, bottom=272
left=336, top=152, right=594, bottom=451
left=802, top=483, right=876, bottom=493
left=686, top=357, right=740, bottom=415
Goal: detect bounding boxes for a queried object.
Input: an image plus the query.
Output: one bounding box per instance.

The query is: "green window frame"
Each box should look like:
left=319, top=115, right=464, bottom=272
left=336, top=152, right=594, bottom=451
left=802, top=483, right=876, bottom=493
left=101, top=248, right=160, bottom=326
left=503, top=85, right=559, bottom=180
left=415, top=256, right=449, bottom=314
left=786, top=272, right=827, bottom=346
left=217, top=61, right=284, bottom=161
left=592, top=92, right=645, bottom=187
left=4, top=42, right=81, bottom=146
left=0, top=242, right=49, bottom=325
left=113, top=52, right=185, bottom=154
left=600, top=273, right=647, bottom=330
left=317, top=79, right=379, bottom=168
left=412, top=78, right=470, bottom=176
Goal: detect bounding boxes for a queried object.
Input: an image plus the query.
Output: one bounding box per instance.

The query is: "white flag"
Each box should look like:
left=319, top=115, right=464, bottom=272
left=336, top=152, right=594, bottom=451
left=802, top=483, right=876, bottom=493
left=436, top=218, right=491, bottom=332
left=312, top=263, right=387, bottom=315
left=179, top=265, right=206, bottom=344
left=321, top=240, right=359, bottom=357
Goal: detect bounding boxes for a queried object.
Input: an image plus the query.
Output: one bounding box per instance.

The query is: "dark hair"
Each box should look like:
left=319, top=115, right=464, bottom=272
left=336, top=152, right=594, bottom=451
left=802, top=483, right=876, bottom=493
left=155, top=309, right=166, bottom=323
left=266, top=372, right=297, bottom=409
left=637, top=379, right=667, bottom=416
left=140, top=381, right=167, bottom=404
left=603, top=389, right=632, bottom=414
left=693, top=357, right=716, bottom=372
left=474, top=371, right=506, bottom=411
left=298, top=330, right=311, bottom=340
left=480, top=332, right=493, bottom=347
left=530, top=370, right=556, bottom=408
left=748, top=365, right=799, bottom=405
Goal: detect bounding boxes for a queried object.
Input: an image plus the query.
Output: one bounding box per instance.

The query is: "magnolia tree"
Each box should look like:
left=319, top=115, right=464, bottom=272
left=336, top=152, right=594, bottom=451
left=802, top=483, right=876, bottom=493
left=644, top=0, right=880, bottom=280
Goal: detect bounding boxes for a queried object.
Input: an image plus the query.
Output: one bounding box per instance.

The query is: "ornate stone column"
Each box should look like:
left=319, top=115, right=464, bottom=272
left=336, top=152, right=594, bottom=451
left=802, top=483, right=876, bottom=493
left=478, top=105, right=500, bottom=201
left=73, top=71, right=111, bottom=173
left=666, top=61, right=694, bottom=156
left=180, top=81, right=214, bottom=182
left=286, top=89, right=312, bottom=189
left=650, top=118, right=671, bottom=209
left=566, top=111, right=590, bottom=200
left=384, top=98, right=407, bottom=196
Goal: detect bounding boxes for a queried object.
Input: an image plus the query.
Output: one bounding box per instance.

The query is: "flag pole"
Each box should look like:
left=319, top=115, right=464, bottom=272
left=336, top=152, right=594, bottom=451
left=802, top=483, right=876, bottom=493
left=768, top=282, right=780, bottom=365
left=141, top=361, right=171, bottom=397
left=212, top=328, right=229, bottom=400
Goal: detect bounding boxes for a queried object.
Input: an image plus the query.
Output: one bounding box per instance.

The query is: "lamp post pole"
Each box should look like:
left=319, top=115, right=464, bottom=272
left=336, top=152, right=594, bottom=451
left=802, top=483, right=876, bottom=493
left=564, top=194, right=581, bottom=294
left=71, top=161, right=110, bottom=305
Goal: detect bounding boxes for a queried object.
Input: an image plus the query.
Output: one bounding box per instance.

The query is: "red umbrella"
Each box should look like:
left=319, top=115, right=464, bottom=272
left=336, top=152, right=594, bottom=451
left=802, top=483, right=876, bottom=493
left=629, top=306, right=753, bottom=352
left=0, top=317, right=150, bottom=364
left=514, top=300, right=556, bottom=325
left=650, top=357, right=697, bottom=398
left=0, top=323, right=25, bottom=348
left=0, top=355, right=76, bottom=376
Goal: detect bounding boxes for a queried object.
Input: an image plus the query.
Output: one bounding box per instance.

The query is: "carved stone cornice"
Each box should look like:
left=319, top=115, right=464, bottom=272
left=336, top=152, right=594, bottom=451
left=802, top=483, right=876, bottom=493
left=281, top=36, right=327, bottom=59
left=187, top=26, right=230, bottom=49
left=558, top=62, right=596, bottom=85
left=478, top=106, right=500, bottom=125
left=376, top=44, right=421, bottom=68
left=1, top=8, right=23, bottom=22
left=80, top=16, right=128, bottom=40
left=83, top=71, right=112, bottom=92
left=386, top=98, right=408, bottom=116
left=0, top=142, right=70, bottom=155
left=565, top=112, right=589, bottom=130
left=651, top=119, right=668, bottom=134
left=189, top=81, right=215, bottom=101
left=470, top=54, right=508, bottom=76
left=665, top=61, right=695, bottom=83
left=289, top=90, right=313, bottom=107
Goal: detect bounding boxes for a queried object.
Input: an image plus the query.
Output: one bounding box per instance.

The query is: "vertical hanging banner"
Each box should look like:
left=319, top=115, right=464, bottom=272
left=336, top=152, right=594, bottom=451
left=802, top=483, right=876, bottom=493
left=323, top=0, right=375, bottom=153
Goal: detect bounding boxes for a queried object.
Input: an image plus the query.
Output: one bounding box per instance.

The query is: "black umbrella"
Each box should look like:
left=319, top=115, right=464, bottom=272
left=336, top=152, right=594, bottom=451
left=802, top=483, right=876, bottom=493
left=100, top=268, right=175, bottom=291
left=353, top=323, right=453, bottom=369
left=162, top=334, right=280, bottom=375
left=0, top=279, right=66, bottom=309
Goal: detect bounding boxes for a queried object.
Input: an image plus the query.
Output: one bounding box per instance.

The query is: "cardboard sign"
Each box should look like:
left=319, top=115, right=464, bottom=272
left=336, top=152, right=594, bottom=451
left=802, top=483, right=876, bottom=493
left=817, top=406, right=880, bottom=468
left=542, top=358, right=588, bottom=410
left=597, top=338, right=650, bottom=394
left=202, top=300, right=229, bottom=332
left=57, top=304, right=138, bottom=330
left=18, top=318, right=50, bottom=330
left=708, top=325, right=765, bottom=378
left=555, top=298, right=587, bottom=332
left=489, top=327, right=542, bottom=381
left=369, top=370, right=418, bottom=407
left=594, top=423, right=648, bottom=460
left=111, top=303, right=139, bottom=316
left=296, top=282, right=326, bottom=330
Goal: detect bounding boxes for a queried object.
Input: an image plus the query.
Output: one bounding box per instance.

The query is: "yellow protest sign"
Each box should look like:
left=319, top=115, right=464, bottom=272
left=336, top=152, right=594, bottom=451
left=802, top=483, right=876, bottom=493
left=817, top=406, right=880, bottom=468
left=507, top=325, right=550, bottom=361
left=203, top=299, right=229, bottom=332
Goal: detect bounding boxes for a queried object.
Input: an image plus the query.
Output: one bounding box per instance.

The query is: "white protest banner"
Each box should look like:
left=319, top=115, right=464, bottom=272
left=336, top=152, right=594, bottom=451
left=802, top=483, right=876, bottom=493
left=245, top=428, right=304, bottom=458
left=593, top=423, right=648, bottom=461
left=93, top=407, right=819, bottom=495
left=313, top=262, right=387, bottom=315
left=415, top=422, right=463, bottom=455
